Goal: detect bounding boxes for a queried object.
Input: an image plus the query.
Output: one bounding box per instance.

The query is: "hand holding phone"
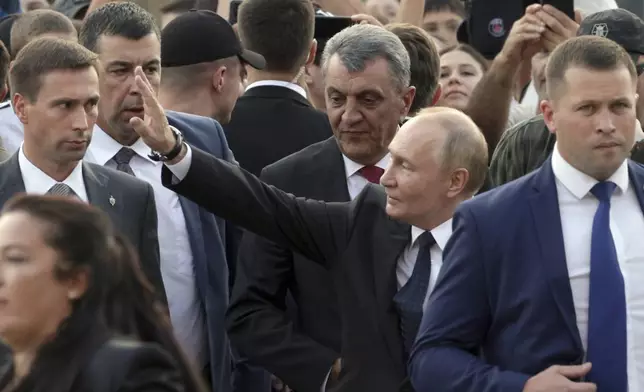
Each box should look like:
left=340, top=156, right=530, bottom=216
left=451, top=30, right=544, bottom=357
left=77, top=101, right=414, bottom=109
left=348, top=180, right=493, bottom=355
left=540, top=0, right=574, bottom=19
left=537, top=1, right=580, bottom=52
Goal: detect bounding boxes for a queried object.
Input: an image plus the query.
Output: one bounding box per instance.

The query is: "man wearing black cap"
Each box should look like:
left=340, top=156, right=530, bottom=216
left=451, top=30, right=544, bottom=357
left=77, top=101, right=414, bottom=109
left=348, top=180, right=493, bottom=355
left=78, top=3, right=239, bottom=392
left=223, top=0, right=332, bottom=177
left=489, top=8, right=644, bottom=187
left=159, top=10, right=265, bottom=125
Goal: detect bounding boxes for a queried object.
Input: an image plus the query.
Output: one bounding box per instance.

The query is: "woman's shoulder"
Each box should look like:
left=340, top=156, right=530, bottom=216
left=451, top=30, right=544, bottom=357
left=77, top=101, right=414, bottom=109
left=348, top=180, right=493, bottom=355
left=82, top=337, right=184, bottom=392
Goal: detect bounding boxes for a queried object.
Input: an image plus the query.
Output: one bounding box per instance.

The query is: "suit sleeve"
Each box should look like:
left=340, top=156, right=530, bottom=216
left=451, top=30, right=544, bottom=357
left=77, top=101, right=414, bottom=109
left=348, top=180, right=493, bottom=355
left=139, top=183, right=166, bottom=304
left=408, top=206, right=530, bottom=392
left=227, top=233, right=338, bottom=392
left=117, top=345, right=185, bottom=392
left=162, top=146, right=354, bottom=267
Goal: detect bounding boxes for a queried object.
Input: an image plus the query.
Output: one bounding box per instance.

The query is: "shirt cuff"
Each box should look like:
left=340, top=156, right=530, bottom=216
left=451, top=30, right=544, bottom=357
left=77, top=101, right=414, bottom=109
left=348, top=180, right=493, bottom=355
left=320, top=366, right=332, bottom=392
left=165, top=143, right=192, bottom=183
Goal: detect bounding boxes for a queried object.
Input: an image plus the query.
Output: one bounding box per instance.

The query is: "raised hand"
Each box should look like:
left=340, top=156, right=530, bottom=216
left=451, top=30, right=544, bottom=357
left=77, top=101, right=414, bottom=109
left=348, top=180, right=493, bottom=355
left=129, top=66, right=175, bottom=154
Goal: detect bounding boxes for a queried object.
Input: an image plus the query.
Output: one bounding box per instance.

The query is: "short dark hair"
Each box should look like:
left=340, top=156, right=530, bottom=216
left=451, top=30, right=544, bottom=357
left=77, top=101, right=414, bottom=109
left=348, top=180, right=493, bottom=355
left=313, top=38, right=328, bottom=67
left=387, top=23, right=441, bottom=114
left=9, top=37, right=98, bottom=102
left=546, top=36, right=638, bottom=101
left=10, top=9, right=76, bottom=58
left=424, top=0, right=466, bottom=17
left=238, top=0, right=314, bottom=73
left=161, top=0, right=196, bottom=14
left=79, top=2, right=160, bottom=53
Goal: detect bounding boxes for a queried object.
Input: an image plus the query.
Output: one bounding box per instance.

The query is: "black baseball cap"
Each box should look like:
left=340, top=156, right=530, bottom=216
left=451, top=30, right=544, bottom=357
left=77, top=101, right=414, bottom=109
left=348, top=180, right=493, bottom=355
left=161, top=9, right=265, bottom=69
left=52, top=0, right=91, bottom=19
left=0, top=14, right=18, bottom=55
left=577, top=9, right=644, bottom=59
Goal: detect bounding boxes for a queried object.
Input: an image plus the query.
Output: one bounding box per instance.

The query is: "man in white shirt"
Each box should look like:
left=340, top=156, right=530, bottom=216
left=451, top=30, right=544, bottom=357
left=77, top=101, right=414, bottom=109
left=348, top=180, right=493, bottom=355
left=78, top=3, right=240, bottom=392
left=0, top=37, right=164, bottom=301
left=125, top=24, right=489, bottom=389
left=410, top=36, right=644, bottom=392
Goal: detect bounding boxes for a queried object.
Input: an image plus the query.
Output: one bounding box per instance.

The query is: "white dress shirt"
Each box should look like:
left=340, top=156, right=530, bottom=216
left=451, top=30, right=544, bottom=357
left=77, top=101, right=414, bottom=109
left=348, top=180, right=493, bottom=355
left=342, top=154, right=390, bottom=199
left=397, top=219, right=453, bottom=310
left=18, top=146, right=88, bottom=201
left=0, top=102, right=28, bottom=155
left=245, top=80, right=307, bottom=98
left=87, top=128, right=207, bottom=369
left=552, top=144, right=644, bottom=390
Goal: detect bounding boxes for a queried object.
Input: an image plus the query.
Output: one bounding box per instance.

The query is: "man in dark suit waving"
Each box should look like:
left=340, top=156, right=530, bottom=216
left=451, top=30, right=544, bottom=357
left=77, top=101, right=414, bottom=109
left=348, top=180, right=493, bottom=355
left=1, top=37, right=163, bottom=297
left=410, top=36, right=644, bottom=391
left=128, top=24, right=489, bottom=391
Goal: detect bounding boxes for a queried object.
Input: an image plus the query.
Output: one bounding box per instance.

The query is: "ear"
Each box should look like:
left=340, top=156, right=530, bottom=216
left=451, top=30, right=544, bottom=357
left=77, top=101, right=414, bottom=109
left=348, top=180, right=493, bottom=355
left=305, top=39, right=318, bottom=67
left=446, top=168, right=469, bottom=198
left=65, top=267, right=89, bottom=302
left=401, top=86, right=416, bottom=118
left=431, top=85, right=442, bottom=106
left=540, top=99, right=556, bottom=135
left=304, top=64, right=314, bottom=85
left=212, top=66, right=227, bottom=92
left=13, top=93, right=29, bottom=125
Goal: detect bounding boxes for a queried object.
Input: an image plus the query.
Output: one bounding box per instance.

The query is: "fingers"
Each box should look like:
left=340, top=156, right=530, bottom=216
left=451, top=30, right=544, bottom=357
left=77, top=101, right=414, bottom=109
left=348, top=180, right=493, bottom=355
left=538, top=5, right=578, bottom=37
left=574, top=8, right=584, bottom=24
left=553, top=362, right=592, bottom=378
left=134, top=66, right=157, bottom=103
left=568, top=382, right=597, bottom=391
left=351, top=14, right=383, bottom=27
left=525, top=3, right=542, bottom=14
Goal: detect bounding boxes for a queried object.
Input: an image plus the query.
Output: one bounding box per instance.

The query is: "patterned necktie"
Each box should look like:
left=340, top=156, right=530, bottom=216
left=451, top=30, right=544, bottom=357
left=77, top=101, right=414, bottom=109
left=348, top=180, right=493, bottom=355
left=358, top=165, right=384, bottom=184
left=46, top=183, right=77, bottom=198
left=393, top=231, right=436, bottom=357
left=586, top=181, right=627, bottom=390
left=112, top=147, right=136, bottom=176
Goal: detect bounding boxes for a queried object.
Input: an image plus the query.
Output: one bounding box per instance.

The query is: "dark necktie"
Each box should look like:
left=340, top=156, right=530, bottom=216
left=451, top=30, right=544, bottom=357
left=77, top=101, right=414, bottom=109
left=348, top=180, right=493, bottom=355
left=46, top=183, right=77, bottom=198
left=586, top=181, right=627, bottom=390
left=393, top=231, right=436, bottom=357
left=112, top=147, right=136, bottom=176
left=358, top=165, right=384, bottom=184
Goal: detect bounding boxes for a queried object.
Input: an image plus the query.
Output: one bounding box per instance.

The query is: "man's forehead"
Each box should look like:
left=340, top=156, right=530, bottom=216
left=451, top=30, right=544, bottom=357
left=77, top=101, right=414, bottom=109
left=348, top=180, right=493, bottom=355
left=97, top=33, right=160, bottom=61
left=326, top=55, right=394, bottom=92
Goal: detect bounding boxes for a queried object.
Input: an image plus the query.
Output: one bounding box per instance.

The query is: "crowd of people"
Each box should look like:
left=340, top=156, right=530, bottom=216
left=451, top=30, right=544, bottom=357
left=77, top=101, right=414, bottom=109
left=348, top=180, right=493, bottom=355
left=0, top=0, right=639, bottom=391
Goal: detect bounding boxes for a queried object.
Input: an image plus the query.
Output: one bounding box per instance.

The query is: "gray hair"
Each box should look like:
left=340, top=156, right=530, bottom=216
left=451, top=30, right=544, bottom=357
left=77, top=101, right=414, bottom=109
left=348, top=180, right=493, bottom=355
left=321, top=24, right=411, bottom=91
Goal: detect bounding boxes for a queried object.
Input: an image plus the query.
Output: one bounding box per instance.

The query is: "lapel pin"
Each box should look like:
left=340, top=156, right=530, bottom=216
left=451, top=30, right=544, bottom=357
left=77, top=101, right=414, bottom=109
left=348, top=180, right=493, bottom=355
left=109, top=195, right=115, bottom=206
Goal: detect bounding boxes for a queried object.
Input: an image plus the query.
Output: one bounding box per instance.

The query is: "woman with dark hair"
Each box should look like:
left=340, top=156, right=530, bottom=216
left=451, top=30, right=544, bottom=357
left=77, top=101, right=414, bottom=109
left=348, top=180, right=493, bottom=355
left=437, top=43, right=489, bottom=112
left=0, top=194, right=205, bottom=392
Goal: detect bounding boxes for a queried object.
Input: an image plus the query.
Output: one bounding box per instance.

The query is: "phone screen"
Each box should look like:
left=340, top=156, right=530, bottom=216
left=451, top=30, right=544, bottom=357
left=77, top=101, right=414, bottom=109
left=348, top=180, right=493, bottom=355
left=229, top=0, right=242, bottom=25
left=541, top=0, right=574, bottom=19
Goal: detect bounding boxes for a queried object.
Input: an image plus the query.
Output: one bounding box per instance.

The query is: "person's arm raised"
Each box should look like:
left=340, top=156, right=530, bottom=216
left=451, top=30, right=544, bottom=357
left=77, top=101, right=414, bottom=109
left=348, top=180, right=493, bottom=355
left=129, top=67, right=351, bottom=267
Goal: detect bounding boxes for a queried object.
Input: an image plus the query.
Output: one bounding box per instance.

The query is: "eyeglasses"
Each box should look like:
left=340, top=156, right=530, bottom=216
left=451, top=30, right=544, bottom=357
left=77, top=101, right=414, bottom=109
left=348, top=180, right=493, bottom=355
left=638, top=63, right=644, bottom=76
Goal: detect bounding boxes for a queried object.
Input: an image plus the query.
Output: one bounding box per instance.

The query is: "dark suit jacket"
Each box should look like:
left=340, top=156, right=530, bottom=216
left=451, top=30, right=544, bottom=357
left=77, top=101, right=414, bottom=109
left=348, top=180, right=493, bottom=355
left=0, top=153, right=164, bottom=299
left=409, top=158, right=644, bottom=392
left=226, top=138, right=347, bottom=392
left=165, top=110, right=240, bottom=392
left=163, top=147, right=411, bottom=392
left=0, top=336, right=184, bottom=392
left=223, top=85, right=332, bottom=177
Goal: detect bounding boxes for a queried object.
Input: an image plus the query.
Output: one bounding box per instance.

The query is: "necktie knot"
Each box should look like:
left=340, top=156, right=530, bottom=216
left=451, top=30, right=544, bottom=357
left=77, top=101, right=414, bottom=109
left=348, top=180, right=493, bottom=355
left=417, top=231, right=436, bottom=249
left=113, top=147, right=136, bottom=165
left=358, top=165, right=385, bottom=184
left=46, top=183, right=76, bottom=197
left=591, top=181, right=617, bottom=203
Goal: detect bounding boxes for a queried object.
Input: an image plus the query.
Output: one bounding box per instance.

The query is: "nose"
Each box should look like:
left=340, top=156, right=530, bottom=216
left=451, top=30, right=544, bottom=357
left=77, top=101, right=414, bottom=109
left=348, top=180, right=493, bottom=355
left=447, top=71, right=462, bottom=85
left=71, top=107, right=90, bottom=131
left=596, top=108, right=616, bottom=134
left=381, top=164, right=395, bottom=187
left=340, top=97, right=363, bottom=126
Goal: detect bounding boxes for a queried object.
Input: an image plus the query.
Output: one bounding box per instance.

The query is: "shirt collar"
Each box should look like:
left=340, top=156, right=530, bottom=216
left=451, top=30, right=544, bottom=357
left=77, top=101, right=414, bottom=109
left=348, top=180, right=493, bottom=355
left=86, top=125, right=158, bottom=166
left=245, top=80, right=307, bottom=99
left=18, top=146, right=85, bottom=196
left=342, top=153, right=391, bottom=180
left=551, top=142, right=629, bottom=199
left=410, top=218, right=453, bottom=251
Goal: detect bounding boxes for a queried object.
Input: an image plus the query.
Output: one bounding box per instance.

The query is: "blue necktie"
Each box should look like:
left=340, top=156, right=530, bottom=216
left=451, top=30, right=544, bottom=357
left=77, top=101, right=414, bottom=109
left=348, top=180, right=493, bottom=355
left=586, top=181, right=627, bottom=390
left=393, top=231, right=435, bottom=357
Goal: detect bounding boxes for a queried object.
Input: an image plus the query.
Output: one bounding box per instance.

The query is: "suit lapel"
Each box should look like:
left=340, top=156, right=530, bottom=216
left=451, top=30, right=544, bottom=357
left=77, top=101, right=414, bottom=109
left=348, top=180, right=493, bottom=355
left=307, top=138, right=351, bottom=202
left=528, top=159, right=583, bottom=353
left=0, top=154, right=25, bottom=206
left=628, top=161, right=644, bottom=211
left=373, top=201, right=410, bottom=366
left=83, top=163, right=123, bottom=218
